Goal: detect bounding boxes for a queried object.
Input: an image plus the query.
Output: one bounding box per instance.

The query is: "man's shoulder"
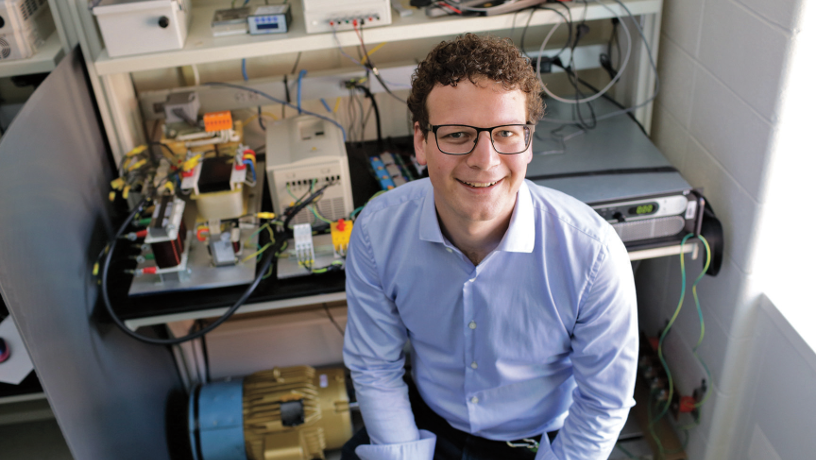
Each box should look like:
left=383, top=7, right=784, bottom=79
left=356, top=178, right=430, bottom=225
left=525, top=180, right=613, bottom=246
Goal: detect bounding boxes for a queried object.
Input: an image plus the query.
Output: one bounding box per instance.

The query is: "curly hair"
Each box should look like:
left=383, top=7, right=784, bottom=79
left=407, top=33, right=543, bottom=135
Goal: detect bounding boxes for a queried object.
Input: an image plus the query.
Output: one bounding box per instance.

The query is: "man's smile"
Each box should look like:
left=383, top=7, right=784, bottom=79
left=457, top=178, right=503, bottom=189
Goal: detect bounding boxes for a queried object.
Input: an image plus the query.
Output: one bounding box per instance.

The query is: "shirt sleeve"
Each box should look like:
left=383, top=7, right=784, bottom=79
left=343, top=218, right=436, bottom=459
left=543, top=230, right=639, bottom=460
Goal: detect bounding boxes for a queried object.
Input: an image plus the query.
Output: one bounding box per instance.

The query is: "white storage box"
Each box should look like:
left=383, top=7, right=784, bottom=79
left=0, top=0, right=55, bottom=61
left=92, top=0, right=192, bottom=58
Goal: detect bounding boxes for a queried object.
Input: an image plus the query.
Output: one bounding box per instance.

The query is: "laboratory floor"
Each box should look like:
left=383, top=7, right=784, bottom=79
left=0, top=414, right=653, bottom=460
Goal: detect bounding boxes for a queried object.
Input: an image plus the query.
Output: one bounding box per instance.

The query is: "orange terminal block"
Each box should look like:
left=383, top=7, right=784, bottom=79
left=203, top=110, right=233, bottom=132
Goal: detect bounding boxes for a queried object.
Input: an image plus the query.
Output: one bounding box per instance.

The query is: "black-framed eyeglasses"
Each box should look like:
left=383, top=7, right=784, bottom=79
left=427, top=123, right=536, bottom=155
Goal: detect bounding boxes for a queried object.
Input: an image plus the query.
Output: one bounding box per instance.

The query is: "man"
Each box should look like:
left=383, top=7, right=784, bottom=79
left=342, top=34, right=638, bottom=460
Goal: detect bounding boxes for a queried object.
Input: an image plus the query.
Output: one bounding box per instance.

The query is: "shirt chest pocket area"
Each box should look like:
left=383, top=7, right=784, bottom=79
left=487, top=301, right=573, bottom=364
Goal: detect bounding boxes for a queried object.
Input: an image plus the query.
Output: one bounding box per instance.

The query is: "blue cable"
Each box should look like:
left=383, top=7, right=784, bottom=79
left=204, top=81, right=347, bottom=141
left=244, top=159, right=256, bottom=181
left=320, top=98, right=333, bottom=113
left=242, top=59, right=248, bottom=81
left=297, top=69, right=307, bottom=114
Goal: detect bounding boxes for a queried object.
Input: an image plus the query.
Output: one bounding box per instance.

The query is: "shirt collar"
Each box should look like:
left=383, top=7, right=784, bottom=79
left=495, top=180, right=535, bottom=253
left=419, top=180, right=535, bottom=253
left=419, top=185, right=445, bottom=243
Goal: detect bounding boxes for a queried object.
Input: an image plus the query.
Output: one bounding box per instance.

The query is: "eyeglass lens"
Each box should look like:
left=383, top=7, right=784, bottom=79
left=435, top=125, right=531, bottom=155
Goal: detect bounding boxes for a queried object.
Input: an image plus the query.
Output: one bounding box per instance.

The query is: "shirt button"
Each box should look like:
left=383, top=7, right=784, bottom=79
left=471, top=396, right=479, bottom=404
left=468, top=321, right=476, bottom=330
left=471, top=361, right=478, bottom=369
left=446, top=248, right=453, bottom=253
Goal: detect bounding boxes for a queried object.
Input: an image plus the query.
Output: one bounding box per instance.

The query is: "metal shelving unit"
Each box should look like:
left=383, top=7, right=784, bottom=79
left=91, top=0, right=661, bottom=75
left=65, top=0, right=662, bottom=164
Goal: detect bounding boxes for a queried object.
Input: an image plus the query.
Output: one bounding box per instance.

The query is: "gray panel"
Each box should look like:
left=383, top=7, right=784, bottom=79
left=0, top=49, right=182, bottom=460
left=533, top=173, right=693, bottom=204
left=531, top=99, right=672, bottom=174
left=528, top=99, right=691, bottom=204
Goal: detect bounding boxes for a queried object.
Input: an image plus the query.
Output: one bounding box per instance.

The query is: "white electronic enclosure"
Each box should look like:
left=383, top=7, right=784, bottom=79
left=93, top=0, right=192, bottom=58
left=301, top=0, right=391, bottom=34
left=265, top=115, right=354, bottom=226
left=0, top=0, right=55, bottom=61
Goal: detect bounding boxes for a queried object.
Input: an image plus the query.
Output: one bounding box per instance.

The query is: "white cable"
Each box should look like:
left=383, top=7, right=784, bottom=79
left=537, top=1, right=632, bottom=104
left=539, top=0, right=660, bottom=125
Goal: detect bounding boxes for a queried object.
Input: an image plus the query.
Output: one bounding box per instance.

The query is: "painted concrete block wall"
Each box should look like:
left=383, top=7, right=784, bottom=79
left=637, top=0, right=805, bottom=459
left=730, top=296, right=816, bottom=460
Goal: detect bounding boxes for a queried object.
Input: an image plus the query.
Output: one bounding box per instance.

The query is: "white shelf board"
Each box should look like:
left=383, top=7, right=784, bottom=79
left=628, top=241, right=697, bottom=261
left=0, top=32, right=65, bottom=78
left=94, top=0, right=661, bottom=75
left=123, top=291, right=347, bottom=330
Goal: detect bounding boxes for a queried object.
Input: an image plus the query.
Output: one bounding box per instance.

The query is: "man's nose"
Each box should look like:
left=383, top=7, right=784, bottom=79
left=466, top=131, right=501, bottom=170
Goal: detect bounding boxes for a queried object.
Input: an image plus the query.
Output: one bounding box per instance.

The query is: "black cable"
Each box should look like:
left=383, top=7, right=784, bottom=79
left=148, top=141, right=177, bottom=160
left=196, top=320, right=212, bottom=382
left=290, top=51, right=302, bottom=75
left=101, top=198, right=286, bottom=345
left=600, top=18, right=620, bottom=81
left=354, top=84, right=383, bottom=149
left=551, top=59, right=648, bottom=135
left=358, top=22, right=407, bottom=105
left=282, top=74, right=290, bottom=118
left=324, top=303, right=345, bottom=337
left=565, top=20, right=596, bottom=130
left=520, top=6, right=571, bottom=65
left=257, top=106, right=266, bottom=131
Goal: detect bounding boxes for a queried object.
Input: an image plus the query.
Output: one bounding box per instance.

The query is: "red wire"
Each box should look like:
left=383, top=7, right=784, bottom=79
left=438, top=2, right=462, bottom=14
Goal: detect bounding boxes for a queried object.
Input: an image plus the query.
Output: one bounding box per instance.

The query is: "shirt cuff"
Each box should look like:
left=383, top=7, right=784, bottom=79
left=355, top=429, right=437, bottom=460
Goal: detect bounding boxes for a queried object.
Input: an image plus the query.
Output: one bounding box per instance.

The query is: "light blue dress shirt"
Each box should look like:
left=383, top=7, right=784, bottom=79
left=343, top=178, right=638, bottom=460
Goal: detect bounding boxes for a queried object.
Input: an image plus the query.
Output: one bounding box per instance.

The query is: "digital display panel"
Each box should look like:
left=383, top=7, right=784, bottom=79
left=628, top=202, right=658, bottom=216
left=257, top=22, right=279, bottom=29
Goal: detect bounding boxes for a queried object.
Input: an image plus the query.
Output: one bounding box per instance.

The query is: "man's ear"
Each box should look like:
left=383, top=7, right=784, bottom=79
left=414, top=122, right=428, bottom=165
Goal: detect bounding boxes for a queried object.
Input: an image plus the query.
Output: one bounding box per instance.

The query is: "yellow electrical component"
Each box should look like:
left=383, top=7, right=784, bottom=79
left=108, top=191, right=116, bottom=202
left=256, top=212, right=276, bottom=219
left=128, top=158, right=147, bottom=171
left=125, top=145, right=148, bottom=157
left=110, top=177, right=125, bottom=190
left=183, top=153, right=202, bottom=172
left=330, top=219, right=353, bottom=257
left=203, top=110, right=233, bottom=132
left=123, top=185, right=131, bottom=199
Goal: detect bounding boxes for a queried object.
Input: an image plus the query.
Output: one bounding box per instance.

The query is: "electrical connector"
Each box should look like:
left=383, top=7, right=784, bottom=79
left=331, top=218, right=353, bottom=257
left=126, top=267, right=157, bottom=277
left=125, top=145, right=148, bottom=157
left=203, top=110, right=233, bottom=132
left=293, top=223, right=315, bottom=268
left=121, top=229, right=148, bottom=241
